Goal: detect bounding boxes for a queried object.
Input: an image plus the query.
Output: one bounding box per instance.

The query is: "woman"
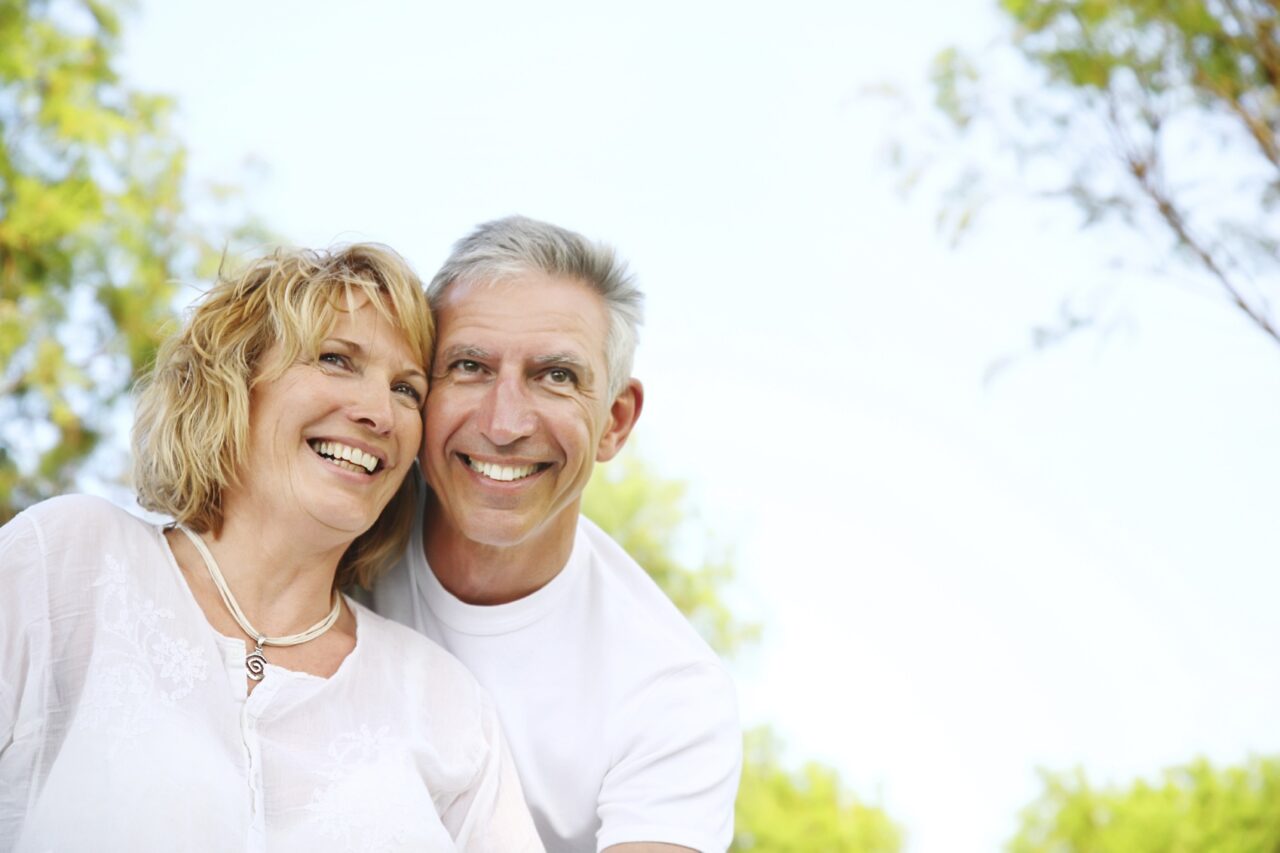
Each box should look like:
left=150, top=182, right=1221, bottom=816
left=0, top=245, right=543, bottom=851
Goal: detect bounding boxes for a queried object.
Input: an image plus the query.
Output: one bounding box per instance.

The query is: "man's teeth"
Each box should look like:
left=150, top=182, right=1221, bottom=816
left=467, top=457, right=540, bottom=482
left=311, top=440, right=378, bottom=473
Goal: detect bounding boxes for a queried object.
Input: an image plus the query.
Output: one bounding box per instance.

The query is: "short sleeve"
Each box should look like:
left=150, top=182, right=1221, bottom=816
left=597, top=661, right=742, bottom=853
left=442, top=687, right=545, bottom=853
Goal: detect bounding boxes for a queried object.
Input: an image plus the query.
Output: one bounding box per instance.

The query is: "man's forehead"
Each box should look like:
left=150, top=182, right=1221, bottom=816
left=435, top=340, right=593, bottom=371
left=433, top=332, right=596, bottom=364
left=433, top=273, right=608, bottom=350
left=437, top=270, right=599, bottom=303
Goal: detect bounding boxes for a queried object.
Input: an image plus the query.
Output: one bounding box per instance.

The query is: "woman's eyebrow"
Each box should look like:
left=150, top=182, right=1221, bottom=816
left=328, top=337, right=428, bottom=381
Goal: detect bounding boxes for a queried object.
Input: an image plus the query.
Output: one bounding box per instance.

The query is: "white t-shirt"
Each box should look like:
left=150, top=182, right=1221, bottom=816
left=368, top=481, right=742, bottom=852
left=0, top=495, right=543, bottom=853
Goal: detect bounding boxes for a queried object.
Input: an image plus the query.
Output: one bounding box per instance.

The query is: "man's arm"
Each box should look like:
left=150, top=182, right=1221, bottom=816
left=596, top=662, right=742, bottom=853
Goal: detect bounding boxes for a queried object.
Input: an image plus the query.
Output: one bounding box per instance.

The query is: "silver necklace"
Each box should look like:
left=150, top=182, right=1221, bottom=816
left=178, top=525, right=342, bottom=682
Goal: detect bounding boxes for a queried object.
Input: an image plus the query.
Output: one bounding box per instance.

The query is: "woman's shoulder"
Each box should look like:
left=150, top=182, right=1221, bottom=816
left=15, top=494, right=157, bottom=538
left=2, top=496, right=169, bottom=626
left=346, top=599, right=486, bottom=703
left=341, top=601, right=514, bottom=803
left=348, top=600, right=474, bottom=676
left=4, top=495, right=166, bottom=571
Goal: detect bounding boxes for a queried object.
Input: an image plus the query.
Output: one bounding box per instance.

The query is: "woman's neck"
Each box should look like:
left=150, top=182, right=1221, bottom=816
left=184, top=510, right=348, bottom=637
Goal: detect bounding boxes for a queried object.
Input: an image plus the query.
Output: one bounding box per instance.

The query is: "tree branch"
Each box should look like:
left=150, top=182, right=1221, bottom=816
left=1195, top=70, right=1280, bottom=172
left=1126, top=157, right=1280, bottom=343
left=1101, top=89, right=1280, bottom=344
left=1191, top=3, right=1280, bottom=174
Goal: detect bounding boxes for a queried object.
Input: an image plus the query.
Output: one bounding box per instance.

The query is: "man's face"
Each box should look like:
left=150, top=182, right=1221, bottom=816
left=421, top=271, right=635, bottom=553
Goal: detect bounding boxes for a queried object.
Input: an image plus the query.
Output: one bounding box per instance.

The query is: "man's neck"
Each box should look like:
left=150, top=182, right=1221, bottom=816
left=422, top=503, right=576, bottom=606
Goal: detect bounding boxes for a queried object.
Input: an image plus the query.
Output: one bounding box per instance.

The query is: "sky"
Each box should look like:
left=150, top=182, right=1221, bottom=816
left=116, top=2, right=1280, bottom=850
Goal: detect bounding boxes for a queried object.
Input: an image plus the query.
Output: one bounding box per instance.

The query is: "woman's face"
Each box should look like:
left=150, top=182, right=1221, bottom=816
left=228, top=292, right=428, bottom=540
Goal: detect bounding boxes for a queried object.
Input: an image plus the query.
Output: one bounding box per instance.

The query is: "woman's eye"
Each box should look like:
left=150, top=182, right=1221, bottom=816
left=393, top=382, right=423, bottom=403
left=319, top=352, right=351, bottom=369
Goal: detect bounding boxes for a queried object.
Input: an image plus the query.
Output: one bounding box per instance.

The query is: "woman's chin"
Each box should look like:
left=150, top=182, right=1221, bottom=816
left=300, top=503, right=382, bottom=541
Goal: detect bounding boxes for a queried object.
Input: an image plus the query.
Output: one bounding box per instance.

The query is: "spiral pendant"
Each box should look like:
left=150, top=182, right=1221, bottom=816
left=246, top=640, right=267, bottom=682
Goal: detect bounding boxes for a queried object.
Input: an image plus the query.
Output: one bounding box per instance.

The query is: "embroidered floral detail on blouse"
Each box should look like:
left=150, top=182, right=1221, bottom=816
left=80, top=553, right=210, bottom=748
left=306, top=725, right=435, bottom=852
left=321, top=724, right=395, bottom=776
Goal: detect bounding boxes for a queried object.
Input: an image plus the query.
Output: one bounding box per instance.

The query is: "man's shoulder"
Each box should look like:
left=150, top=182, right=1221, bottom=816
left=573, top=514, right=725, bottom=669
left=574, top=515, right=689, bottom=610
left=575, top=515, right=742, bottom=853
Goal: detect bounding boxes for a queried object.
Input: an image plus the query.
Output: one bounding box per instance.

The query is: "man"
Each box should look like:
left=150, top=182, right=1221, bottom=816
left=369, top=216, right=741, bottom=852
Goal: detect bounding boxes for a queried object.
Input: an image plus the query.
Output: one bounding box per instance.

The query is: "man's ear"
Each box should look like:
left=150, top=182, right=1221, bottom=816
left=596, top=379, right=644, bottom=463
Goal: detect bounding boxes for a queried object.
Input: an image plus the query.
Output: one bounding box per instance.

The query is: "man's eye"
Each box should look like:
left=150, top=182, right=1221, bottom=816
left=546, top=367, right=576, bottom=385
left=453, top=359, right=483, bottom=374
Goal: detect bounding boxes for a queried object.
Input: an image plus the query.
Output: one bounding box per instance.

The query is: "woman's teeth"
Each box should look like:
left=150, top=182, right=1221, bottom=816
left=310, top=440, right=378, bottom=473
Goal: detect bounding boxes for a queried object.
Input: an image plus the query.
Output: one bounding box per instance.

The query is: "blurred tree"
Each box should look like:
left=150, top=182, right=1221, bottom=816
left=0, top=0, right=263, bottom=521
left=1009, top=756, right=1280, bottom=852
left=896, top=0, right=1280, bottom=352
left=732, top=727, right=903, bottom=853
left=583, top=454, right=902, bottom=852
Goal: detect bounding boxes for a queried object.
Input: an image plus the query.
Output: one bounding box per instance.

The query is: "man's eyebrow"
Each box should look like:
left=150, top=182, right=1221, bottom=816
left=533, top=352, right=594, bottom=379
left=438, top=344, right=491, bottom=362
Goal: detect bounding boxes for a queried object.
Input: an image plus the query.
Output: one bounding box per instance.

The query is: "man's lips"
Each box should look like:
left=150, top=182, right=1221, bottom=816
left=459, top=453, right=551, bottom=483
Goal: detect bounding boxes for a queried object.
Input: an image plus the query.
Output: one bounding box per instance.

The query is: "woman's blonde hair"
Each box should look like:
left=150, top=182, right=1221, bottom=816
left=132, top=243, right=433, bottom=588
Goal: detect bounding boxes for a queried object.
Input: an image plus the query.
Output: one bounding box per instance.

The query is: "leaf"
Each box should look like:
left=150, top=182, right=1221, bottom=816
left=0, top=0, right=271, bottom=519
left=900, top=0, right=1280, bottom=350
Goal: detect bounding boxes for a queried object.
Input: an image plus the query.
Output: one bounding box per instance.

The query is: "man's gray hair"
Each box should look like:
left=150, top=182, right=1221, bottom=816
left=428, top=215, right=644, bottom=399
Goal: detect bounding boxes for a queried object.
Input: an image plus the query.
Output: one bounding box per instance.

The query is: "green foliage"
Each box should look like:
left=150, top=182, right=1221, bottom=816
left=931, top=47, right=980, bottom=130
left=906, top=0, right=1280, bottom=350
left=1009, top=756, right=1280, bottom=852
left=584, top=453, right=900, bottom=852
left=1000, top=0, right=1271, bottom=101
left=733, top=728, right=903, bottom=853
left=0, top=0, right=266, bottom=522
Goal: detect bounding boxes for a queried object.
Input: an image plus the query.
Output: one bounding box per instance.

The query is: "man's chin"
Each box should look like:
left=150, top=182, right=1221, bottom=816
left=457, top=513, right=544, bottom=549
left=442, top=504, right=579, bottom=551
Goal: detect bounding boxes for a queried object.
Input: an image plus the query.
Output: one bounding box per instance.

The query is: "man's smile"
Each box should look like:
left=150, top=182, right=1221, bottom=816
left=460, top=453, right=551, bottom=483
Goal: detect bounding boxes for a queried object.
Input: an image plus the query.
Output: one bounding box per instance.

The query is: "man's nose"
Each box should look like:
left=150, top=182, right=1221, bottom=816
left=479, top=374, right=538, bottom=446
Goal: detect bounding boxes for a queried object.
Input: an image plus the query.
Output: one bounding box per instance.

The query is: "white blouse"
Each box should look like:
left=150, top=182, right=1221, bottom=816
left=0, top=495, right=543, bottom=853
